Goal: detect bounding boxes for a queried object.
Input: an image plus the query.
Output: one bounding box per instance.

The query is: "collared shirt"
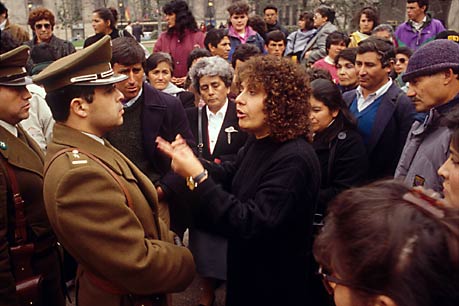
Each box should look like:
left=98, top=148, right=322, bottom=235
left=228, top=26, right=250, bottom=44
left=411, top=16, right=427, bottom=31
left=0, top=120, right=18, bottom=137
left=123, top=87, right=143, bottom=108
left=0, top=19, right=6, bottom=30
left=355, top=78, right=393, bottom=112
left=206, top=100, right=228, bottom=154
left=81, top=131, right=105, bottom=145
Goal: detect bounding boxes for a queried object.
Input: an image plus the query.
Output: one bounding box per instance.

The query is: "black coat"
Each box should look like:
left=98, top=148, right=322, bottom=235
left=186, top=101, right=248, bottom=163
left=312, top=119, right=368, bottom=213
left=83, top=30, right=133, bottom=48
left=193, top=136, right=321, bottom=306
left=177, top=91, right=196, bottom=109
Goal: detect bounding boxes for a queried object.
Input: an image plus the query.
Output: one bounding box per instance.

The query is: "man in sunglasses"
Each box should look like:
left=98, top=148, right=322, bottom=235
left=24, top=7, right=75, bottom=74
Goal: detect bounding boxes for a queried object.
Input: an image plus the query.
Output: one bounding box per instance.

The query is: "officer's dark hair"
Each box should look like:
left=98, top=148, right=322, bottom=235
left=265, top=30, right=286, bottom=46
left=46, top=86, right=95, bottom=122
left=110, top=36, right=145, bottom=66
left=407, top=0, right=429, bottom=12
left=325, top=31, right=350, bottom=54
left=357, top=37, right=395, bottom=68
left=315, top=5, right=335, bottom=24
left=231, top=43, right=261, bottom=69
left=263, top=5, right=278, bottom=14
left=204, top=28, right=229, bottom=50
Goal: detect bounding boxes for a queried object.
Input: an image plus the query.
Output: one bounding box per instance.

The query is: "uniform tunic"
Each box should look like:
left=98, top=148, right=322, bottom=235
left=0, top=125, right=64, bottom=306
left=43, top=123, right=195, bottom=306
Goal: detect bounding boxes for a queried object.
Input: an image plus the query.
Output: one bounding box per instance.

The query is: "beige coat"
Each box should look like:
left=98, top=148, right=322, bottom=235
left=43, top=123, right=195, bottom=306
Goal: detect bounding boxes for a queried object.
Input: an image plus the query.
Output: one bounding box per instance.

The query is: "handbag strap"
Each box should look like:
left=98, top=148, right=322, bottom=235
left=0, top=159, right=28, bottom=244
left=44, top=148, right=133, bottom=210
left=197, top=106, right=204, bottom=158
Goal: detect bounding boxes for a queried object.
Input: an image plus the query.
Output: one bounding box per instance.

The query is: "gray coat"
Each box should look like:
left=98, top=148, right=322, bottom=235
left=395, top=96, right=459, bottom=191
left=301, top=22, right=337, bottom=65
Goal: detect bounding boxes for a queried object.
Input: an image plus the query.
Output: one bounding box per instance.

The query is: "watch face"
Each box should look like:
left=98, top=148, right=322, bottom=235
left=186, top=176, right=195, bottom=191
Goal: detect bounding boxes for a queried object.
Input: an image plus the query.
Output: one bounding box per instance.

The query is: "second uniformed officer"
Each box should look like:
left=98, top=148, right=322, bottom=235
left=33, top=36, right=195, bottom=306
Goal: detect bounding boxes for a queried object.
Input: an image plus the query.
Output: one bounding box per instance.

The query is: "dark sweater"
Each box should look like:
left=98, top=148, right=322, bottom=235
left=194, top=135, right=321, bottom=306
left=105, top=97, right=161, bottom=184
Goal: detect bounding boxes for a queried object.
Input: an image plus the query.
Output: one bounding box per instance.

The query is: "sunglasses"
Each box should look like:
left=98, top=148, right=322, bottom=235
left=35, top=23, right=51, bottom=30
left=396, top=58, right=407, bottom=64
left=317, top=266, right=380, bottom=295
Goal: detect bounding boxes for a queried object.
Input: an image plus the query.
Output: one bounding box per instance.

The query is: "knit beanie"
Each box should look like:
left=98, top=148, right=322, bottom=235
left=402, top=39, right=459, bottom=82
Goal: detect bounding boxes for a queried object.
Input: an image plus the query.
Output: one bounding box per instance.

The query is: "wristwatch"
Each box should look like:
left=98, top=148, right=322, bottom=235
left=186, top=169, right=208, bottom=191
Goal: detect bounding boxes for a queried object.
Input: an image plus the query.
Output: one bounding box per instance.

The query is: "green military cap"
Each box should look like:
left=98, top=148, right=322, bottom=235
left=0, top=45, right=33, bottom=86
left=33, top=35, right=127, bottom=92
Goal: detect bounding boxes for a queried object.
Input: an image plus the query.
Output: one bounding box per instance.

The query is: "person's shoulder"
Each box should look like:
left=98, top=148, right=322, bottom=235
left=342, top=89, right=357, bottom=101
left=395, top=21, right=409, bottom=32
left=45, top=147, right=93, bottom=176
left=83, top=33, right=103, bottom=47
left=144, top=83, right=182, bottom=107
left=278, top=137, right=315, bottom=156
left=323, top=22, right=337, bottom=33
left=185, top=105, right=199, bottom=120
left=430, top=18, right=446, bottom=29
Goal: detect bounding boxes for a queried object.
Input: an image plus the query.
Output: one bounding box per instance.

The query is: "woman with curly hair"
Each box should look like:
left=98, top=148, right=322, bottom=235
left=24, top=7, right=75, bottom=72
left=83, top=7, right=133, bottom=47
left=348, top=6, right=379, bottom=48
left=314, top=180, right=459, bottom=306
left=154, top=0, right=205, bottom=86
left=157, top=55, right=321, bottom=306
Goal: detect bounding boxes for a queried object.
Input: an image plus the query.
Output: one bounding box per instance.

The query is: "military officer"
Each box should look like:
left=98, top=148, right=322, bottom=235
left=0, top=46, right=65, bottom=306
left=33, top=36, right=195, bottom=306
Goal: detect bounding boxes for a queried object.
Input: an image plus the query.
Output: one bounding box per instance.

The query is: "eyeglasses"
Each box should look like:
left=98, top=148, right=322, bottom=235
left=317, top=266, right=350, bottom=295
left=317, top=266, right=380, bottom=295
left=35, top=23, right=51, bottom=30
left=396, top=58, right=407, bottom=64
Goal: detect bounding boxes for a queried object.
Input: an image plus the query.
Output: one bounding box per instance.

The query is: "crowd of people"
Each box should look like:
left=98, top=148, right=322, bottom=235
left=1, top=0, right=459, bottom=306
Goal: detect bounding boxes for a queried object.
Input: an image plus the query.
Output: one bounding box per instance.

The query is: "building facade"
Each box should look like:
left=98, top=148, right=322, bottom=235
left=3, top=0, right=456, bottom=42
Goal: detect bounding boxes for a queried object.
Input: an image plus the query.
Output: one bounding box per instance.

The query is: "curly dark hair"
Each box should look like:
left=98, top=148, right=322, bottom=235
left=28, top=7, right=55, bottom=30
left=237, top=55, right=312, bottom=142
left=227, top=1, right=250, bottom=16
left=163, top=0, right=199, bottom=39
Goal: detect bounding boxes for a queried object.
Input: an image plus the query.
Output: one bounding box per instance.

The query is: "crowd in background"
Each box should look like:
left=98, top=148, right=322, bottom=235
left=1, top=0, right=459, bottom=306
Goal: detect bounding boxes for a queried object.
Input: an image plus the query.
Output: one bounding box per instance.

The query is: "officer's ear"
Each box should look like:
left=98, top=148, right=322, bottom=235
left=70, top=98, right=89, bottom=118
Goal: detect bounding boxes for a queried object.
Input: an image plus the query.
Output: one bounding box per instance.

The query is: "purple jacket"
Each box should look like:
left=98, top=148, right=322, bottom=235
left=395, top=14, right=445, bottom=50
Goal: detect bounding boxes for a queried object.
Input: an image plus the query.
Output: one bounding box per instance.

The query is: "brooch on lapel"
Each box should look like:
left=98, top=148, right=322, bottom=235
left=224, top=126, right=238, bottom=144
left=0, top=141, right=6, bottom=150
